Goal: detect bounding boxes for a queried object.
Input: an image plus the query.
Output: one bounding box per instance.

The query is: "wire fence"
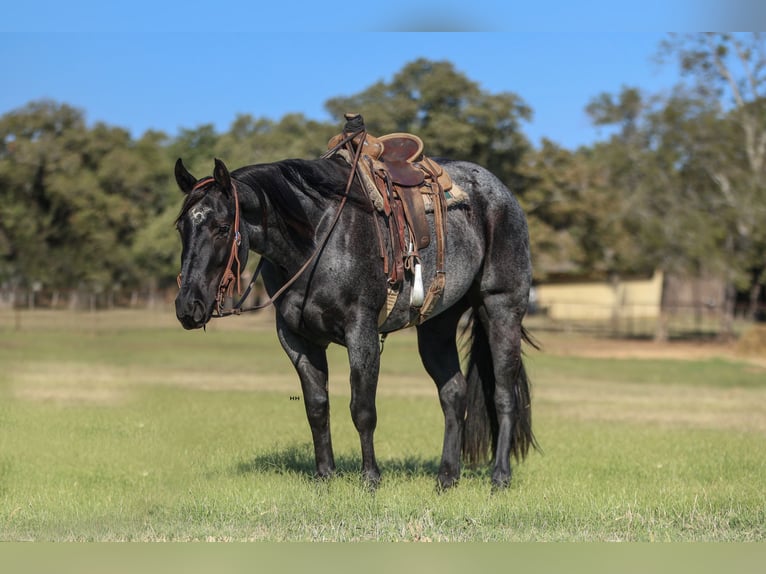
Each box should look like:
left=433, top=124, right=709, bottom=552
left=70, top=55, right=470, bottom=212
left=1, top=286, right=762, bottom=340
left=0, top=285, right=267, bottom=313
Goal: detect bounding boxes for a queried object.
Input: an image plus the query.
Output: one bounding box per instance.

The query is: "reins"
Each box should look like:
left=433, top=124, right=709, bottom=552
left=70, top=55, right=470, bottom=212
left=183, top=128, right=367, bottom=319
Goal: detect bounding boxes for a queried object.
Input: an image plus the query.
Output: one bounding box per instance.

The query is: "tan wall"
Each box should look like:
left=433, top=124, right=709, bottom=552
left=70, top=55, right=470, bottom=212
left=536, top=270, right=664, bottom=321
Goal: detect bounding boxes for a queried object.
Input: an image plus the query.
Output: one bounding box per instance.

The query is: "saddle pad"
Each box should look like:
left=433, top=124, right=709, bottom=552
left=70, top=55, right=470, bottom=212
left=334, top=149, right=468, bottom=213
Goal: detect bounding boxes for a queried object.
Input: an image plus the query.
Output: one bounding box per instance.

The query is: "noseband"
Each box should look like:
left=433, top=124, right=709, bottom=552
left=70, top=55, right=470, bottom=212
left=176, top=177, right=242, bottom=316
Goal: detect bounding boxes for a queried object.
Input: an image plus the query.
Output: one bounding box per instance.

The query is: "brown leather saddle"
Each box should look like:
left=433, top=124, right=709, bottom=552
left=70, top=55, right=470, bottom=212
left=327, top=114, right=449, bottom=325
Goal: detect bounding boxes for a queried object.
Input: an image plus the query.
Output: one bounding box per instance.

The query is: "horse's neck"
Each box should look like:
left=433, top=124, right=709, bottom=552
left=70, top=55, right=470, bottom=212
left=237, top=171, right=322, bottom=267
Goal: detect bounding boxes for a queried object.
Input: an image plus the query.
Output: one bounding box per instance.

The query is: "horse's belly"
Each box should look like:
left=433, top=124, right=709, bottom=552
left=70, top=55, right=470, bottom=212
left=378, top=209, right=482, bottom=331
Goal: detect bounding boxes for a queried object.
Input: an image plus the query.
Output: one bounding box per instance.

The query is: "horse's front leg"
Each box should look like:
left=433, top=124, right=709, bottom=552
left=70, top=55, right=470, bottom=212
left=346, top=320, right=382, bottom=487
left=276, top=315, right=335, bottom=479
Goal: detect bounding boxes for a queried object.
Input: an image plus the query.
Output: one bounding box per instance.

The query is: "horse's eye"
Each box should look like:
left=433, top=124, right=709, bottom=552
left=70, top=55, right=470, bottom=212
left=218, top=225, right=231, bottom=236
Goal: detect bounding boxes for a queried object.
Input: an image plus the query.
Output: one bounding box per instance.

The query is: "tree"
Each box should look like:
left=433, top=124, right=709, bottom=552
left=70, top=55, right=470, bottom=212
left=214, top=113, right=338, bottom=167
left=583, top=87, right=666, bottom=277
left=325, top=58, right=532, bottom=191
left=167, top=124, right=219, bottom=178
left=0, top=101, right=174, bottom=306
left=577, top=84, right=744, bottom=339
left=660, top=32, right=766, bottom=324
left=0, top=101, right=90, bottom=294
left=519, top=140, right=597, bottom=280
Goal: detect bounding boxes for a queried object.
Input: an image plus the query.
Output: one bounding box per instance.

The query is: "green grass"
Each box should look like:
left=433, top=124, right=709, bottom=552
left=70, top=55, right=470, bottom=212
left=0, top=310, right=764, bottom=541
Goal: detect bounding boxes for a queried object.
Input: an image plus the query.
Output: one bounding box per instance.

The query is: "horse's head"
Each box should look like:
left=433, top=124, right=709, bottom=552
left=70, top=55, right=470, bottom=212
left=174, top=158, right=248, bottom=329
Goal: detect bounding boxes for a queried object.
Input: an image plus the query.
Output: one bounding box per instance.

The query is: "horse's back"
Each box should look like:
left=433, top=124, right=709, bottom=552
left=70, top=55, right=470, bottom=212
left=438, top=159, right=532, bottom=301
left=438, top=159, right=529, bottom=249
left=438, top=159, right=526, bottom=219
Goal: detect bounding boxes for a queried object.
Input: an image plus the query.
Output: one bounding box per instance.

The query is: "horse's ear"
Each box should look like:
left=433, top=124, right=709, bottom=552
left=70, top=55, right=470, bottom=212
left=213, top=158, right=232, bottom=193
left=175, top=158, right=197, bottom=194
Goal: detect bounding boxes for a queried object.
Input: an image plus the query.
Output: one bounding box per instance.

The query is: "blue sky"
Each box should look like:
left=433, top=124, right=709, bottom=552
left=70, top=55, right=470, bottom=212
left=1, top=2, right=761, bottom=150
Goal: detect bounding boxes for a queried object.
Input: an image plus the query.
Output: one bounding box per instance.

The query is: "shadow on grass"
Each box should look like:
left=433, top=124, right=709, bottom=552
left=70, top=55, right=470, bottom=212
left=235, top=442, right=496, bottom=484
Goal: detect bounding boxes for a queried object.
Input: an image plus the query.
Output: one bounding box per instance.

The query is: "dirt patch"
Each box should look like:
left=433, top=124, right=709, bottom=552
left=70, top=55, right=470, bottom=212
left=533, top=331, right=759, bottom=362
left=7, top=361, right=294, bottom=404
left=12, top=385, right=129, bottom=406
left=736, top=325, right=766, bottom=358
left=7, top=363, right=131, bottom=405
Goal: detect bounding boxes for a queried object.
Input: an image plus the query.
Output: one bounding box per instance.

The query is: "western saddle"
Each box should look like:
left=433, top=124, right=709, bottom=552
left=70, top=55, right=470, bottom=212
left=326, top=113, right=454, bottom=328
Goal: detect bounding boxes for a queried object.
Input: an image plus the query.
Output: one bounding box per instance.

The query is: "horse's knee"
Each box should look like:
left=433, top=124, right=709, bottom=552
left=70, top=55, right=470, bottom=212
left=350, top=397, right=377, bottom=432
left=438, top=376, right=467, bottom=411
left=303, top=385, right=329, bottom=417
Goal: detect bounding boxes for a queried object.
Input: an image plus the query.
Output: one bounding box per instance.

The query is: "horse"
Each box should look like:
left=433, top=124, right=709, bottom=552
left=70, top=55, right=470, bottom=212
left=173, top=143, right=538, bottom=490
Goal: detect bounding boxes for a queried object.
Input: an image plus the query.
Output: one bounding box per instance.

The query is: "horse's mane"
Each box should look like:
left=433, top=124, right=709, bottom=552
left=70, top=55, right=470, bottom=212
left=232, top=158, right=371, bottom=245
left=176, top=158, right=369, bottom=248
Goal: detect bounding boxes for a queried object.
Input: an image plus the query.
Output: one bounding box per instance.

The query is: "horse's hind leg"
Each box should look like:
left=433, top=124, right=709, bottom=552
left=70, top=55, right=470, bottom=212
left=475, top=295, right=529, bottom=489
left=346, top=318, right=382, bottom=487
left=276, top=315, right=335, bottom=478
left=416, top=302, right=469, bottom=489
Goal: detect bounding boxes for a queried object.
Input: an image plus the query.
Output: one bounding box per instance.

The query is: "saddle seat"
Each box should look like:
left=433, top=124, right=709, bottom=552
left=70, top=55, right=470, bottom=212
left=326, top=118, right=454, bottom=200
left=377, top=133, right=425, bottom=187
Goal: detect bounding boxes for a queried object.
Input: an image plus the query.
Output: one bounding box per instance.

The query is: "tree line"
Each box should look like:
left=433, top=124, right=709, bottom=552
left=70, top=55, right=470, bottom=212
left=1, top=34, right=764, bottom=329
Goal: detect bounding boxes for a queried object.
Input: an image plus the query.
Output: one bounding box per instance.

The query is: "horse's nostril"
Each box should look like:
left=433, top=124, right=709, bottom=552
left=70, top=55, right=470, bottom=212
left=175, top=296, right=208, bottom=329
left=192, top=300, right=207, bottom=323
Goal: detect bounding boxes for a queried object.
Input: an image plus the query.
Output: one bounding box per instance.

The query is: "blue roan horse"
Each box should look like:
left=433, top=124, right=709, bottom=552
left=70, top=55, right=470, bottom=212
left=174, top=135, right=538, bottom=489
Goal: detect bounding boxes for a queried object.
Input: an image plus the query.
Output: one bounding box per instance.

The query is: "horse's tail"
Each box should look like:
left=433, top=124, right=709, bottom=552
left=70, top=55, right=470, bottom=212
left=461, top=312, right=539, bottom=466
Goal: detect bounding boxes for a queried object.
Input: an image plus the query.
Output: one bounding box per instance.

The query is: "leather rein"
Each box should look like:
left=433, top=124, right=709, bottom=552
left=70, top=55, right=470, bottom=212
left=178, top=129, right=367, bottom=320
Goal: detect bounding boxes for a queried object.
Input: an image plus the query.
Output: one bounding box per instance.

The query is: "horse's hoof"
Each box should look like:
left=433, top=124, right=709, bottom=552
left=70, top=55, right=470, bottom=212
left=437, top=473, right=460, bottom=491
left=315, top=464, right=336, bottom=481
left=490, top=474, right=511, bottom=491
left=362, top=469, right=381, bottom=491
left=315, top=471, right=335, bottom=482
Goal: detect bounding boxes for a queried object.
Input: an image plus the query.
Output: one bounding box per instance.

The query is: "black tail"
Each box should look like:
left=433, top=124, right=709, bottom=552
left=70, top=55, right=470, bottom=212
left=461, top=313, right=539, bottom=466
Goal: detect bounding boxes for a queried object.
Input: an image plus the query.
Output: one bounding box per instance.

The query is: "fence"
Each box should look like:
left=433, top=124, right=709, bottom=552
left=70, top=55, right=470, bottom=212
left=528, top=269, right=755, bottom=339
left=525, top=301, right=734, bottom=340
left=0, top=284, right=269, bottom=313
left=0, top=279, right=757, bottom=340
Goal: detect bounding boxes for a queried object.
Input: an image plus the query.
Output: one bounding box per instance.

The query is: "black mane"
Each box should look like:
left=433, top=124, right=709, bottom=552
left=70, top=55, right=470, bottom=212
left=231, top=158, right=371, bottom=245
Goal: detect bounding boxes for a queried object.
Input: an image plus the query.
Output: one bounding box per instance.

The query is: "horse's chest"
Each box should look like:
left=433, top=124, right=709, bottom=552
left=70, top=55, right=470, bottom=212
left=276, top=290, right=351, bottom=346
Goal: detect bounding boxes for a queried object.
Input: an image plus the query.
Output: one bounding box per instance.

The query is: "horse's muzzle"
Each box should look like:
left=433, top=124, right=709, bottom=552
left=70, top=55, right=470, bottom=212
left=175, top=297, right=209, bottom=330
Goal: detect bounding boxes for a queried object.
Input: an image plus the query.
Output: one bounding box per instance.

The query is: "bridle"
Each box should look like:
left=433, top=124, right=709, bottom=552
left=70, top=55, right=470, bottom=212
left=176, top=176, right=243, bottom=317
left=176, top=127, right=367, bottom=320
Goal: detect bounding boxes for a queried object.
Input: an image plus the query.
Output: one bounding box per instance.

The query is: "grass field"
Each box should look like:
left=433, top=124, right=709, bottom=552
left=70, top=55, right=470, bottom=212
left=1, top=309, right=764, bottom=541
